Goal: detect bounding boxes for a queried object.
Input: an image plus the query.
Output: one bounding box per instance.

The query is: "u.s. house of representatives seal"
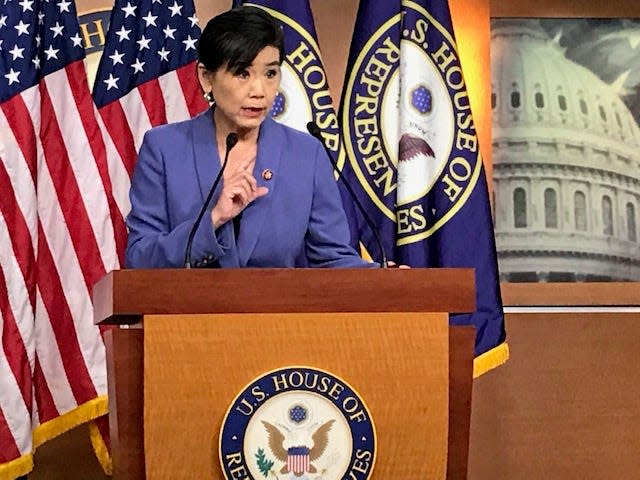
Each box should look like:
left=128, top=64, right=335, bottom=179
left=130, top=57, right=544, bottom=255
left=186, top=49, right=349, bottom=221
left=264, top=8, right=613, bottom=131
left=219, top=367, right=376, bottom=480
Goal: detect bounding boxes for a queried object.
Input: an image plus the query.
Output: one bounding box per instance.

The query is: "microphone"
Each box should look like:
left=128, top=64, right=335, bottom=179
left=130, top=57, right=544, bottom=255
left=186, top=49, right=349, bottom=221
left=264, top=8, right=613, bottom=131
left=306, top=122, right=388, bottom=268
left=184, top=132, right=239, bottom=268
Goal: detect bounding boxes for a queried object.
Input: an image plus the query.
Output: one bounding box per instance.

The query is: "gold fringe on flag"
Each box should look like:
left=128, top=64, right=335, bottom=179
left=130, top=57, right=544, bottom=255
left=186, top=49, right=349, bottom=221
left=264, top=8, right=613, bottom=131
left=473, top=341, right=510, bottom=378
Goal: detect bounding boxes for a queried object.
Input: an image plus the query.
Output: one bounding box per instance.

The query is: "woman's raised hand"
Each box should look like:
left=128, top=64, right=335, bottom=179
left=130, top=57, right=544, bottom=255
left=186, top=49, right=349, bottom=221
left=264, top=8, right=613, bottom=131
left=211, top=158, right=268, bottom=229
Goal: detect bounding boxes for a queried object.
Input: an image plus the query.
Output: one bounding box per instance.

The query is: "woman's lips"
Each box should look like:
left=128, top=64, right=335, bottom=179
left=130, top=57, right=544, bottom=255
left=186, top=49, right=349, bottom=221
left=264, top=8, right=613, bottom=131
left=242, top=107, right=264, bottom=118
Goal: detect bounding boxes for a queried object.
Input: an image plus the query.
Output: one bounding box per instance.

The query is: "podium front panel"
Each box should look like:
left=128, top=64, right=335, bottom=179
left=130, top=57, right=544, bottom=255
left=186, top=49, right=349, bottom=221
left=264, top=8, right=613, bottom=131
left=143, top=312, right=449, bottom=479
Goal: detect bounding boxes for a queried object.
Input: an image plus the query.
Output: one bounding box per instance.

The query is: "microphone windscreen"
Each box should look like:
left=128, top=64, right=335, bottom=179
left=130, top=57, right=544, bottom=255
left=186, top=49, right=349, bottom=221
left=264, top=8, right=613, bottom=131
left=226, top=132, right=239, bottom=149
left=306, top=122, right=321, bottom=138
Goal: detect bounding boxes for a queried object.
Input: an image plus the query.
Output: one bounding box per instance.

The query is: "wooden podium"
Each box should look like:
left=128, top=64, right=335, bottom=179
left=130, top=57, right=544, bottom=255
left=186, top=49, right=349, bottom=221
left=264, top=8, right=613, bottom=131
left=93, top=269, right=476, bottom=480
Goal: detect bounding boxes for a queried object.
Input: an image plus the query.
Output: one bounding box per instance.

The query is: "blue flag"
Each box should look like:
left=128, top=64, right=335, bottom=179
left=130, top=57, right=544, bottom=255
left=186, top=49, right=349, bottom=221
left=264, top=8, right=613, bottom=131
left=340, top=0, right=507, bottom=375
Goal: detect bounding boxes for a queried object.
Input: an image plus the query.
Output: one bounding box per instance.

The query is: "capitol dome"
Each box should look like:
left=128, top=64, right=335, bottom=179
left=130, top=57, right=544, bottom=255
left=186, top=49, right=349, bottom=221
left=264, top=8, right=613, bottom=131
left=491, top=19, right=640, bottom=281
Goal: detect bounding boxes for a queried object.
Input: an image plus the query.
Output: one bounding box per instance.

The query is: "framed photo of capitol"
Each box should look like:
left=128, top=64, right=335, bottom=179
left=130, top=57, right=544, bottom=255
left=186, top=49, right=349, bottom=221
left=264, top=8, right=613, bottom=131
left=490, top=0, right=640, bottom=305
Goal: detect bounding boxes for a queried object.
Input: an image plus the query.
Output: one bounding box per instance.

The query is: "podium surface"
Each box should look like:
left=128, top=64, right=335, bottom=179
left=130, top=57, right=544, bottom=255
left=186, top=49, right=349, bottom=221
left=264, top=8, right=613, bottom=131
left=94, top=268, right=474, bottom=320
left=94, top=269, right=476, bottom=479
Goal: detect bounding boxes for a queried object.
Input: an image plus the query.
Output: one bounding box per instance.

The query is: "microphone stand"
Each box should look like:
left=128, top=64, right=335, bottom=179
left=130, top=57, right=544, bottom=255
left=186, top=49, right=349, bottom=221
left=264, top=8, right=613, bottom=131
left=306, top=122, right=388, bottom=269
left=184, top=132, right=239, bottom=268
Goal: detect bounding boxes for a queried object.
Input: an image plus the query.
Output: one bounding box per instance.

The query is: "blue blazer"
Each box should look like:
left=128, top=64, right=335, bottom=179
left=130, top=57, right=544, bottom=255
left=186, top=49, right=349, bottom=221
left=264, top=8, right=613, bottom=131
left=125, top=109, right=372, bottom=269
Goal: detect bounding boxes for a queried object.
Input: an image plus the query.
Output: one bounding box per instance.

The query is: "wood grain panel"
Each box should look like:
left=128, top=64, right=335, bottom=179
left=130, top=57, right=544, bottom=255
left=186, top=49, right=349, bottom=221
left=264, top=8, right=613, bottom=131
left=105, top=328, right=145, bottom=480
left=491, top=0, right=640, bottom=17
left=469, top=313, right=640, bottom=479
left=501, top=282, right=640, bottom=306
left=93, top=269, right=476, bottom=324
left=102, top=325, right=473, bottom=480
left=144, top=313, right=449, bottom=479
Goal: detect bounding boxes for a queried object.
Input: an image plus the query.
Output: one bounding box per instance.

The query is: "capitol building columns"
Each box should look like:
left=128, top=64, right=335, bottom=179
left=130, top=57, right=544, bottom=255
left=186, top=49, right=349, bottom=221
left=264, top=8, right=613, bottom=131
left=491, top=19, right=640, bottom=282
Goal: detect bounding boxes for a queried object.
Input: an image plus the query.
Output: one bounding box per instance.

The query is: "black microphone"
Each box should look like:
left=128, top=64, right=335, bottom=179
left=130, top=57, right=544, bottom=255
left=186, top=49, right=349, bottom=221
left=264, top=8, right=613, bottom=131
left=306, top=122, right=388, bottom=268
left=184, top=132, right=239, bottom=268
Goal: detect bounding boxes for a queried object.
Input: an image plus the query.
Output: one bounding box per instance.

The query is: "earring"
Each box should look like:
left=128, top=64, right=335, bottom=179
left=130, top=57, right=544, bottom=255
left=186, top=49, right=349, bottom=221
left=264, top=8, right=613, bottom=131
left=204, top=91, right=214, bottom=103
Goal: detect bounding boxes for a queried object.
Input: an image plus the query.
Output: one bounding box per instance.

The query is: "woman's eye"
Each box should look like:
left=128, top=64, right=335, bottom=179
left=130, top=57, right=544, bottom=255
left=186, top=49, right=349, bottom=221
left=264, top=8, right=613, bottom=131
left=238, top=70, right=250, bottom=79
left=266, top=69, right=278, bottom=78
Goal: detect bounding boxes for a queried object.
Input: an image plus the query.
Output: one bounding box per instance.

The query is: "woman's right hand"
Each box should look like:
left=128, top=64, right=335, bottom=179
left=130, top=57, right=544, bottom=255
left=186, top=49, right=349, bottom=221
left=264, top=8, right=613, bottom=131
left=210, top=159, right=268, bottom=229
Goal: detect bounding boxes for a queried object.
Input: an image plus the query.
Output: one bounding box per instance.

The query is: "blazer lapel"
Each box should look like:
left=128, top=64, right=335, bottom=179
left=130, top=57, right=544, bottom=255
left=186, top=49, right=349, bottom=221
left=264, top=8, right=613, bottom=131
left=191, top=108, right=219, bottom=201
left=237, top=118, right=283, bottom=266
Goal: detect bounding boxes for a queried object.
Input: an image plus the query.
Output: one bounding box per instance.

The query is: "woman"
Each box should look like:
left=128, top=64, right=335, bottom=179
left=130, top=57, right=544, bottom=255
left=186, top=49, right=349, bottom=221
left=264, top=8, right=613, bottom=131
left=125, top=6, right=374, bottom=269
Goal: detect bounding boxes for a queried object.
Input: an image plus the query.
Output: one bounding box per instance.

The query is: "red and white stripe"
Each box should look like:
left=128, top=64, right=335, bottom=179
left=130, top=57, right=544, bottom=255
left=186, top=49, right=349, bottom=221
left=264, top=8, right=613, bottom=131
left=1, top=32, right=205, bottom=480
left=0, top=57, right=122, bottom=473
left=0, top=88, right=39, bottom=469
left=97, top=64, right=207, bottom=246
left=32, top=61, right=118, bottom=427
left=287, top=454, right=310, bottom=475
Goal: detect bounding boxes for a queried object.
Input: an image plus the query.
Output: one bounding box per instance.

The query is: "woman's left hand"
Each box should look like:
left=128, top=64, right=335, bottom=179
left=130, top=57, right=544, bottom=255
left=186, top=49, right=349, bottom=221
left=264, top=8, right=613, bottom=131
left=387, top=261, right=411, bottom=269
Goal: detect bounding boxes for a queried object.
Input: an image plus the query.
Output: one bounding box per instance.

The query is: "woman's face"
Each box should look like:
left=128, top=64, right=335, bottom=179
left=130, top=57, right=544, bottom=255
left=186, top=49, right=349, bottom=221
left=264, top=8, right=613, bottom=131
left=199, top=46, right=281, bottom=136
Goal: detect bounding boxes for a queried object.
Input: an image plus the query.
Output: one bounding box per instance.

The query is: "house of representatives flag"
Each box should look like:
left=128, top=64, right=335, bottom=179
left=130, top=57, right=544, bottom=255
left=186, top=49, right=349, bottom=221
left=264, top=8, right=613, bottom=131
left=340, top=0, right=507, bottom=375
left=232, top=0, right=359, bottom=244
left=0, top=0, right=120, bottom=477
left=92, top=0, right=208, bottom=261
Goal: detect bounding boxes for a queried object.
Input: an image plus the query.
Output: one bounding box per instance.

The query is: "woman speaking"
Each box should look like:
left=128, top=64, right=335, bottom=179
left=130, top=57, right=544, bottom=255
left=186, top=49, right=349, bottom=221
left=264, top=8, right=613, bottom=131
left=125, top=6, right=375, bottom=269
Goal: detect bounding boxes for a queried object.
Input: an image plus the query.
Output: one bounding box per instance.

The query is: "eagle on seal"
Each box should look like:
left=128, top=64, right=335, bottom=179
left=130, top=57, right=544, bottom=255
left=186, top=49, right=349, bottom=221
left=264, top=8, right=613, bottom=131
left=261, top=419, right=335, bottom=476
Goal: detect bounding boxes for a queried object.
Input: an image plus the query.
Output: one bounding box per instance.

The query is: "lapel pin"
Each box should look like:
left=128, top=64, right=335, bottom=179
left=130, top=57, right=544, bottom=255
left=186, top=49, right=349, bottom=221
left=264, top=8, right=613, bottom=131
left=262, top=169, right=273, bottom=181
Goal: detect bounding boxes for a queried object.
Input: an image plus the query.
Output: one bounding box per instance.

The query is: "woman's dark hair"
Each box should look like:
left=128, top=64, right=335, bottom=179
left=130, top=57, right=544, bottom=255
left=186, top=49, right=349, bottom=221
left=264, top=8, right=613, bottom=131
left=198, top=6, right=285, bottom=74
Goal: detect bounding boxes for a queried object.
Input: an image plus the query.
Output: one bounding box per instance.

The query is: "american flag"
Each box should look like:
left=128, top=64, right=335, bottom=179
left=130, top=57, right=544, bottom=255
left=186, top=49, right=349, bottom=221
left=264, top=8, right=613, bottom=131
left=1, top=0, right=207, bottom=476
left=0, top=0, right=121, bottom=476
left=92, top=0, right=207, bottom=249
